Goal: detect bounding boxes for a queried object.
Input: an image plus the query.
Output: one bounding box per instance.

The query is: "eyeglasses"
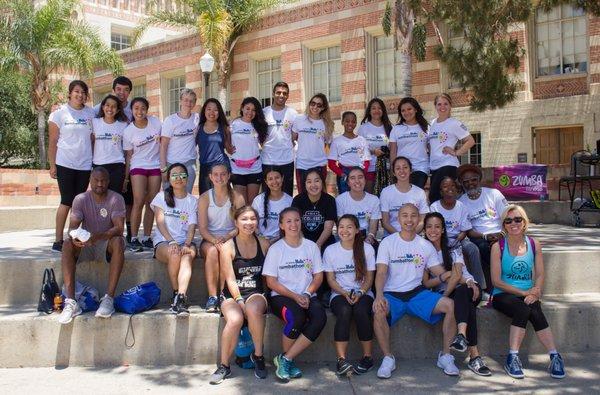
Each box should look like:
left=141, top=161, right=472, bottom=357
left=170, top=172, right=188, bottom=181
left=503, top=217, right=524, bottom=225
left=461, top=177, right=480, bottom=184
left=309, top=101, right=324, bottom=109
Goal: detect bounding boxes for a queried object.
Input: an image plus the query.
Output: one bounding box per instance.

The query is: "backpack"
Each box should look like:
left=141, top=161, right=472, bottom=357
left=114, top=282, right=161, bottom=314
left=37, top=268, right=61, bottom=314
left=61, top=281, right=100, bottom=313
left=498, top=235, right=536, bottom=257
left=234, top=325, right=255, bottom=369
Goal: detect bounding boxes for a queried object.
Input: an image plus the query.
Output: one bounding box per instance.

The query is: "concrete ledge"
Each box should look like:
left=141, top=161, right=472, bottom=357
left=1, top=294, right=598, bottom=368
left=0, top=207, right=56, bottom=232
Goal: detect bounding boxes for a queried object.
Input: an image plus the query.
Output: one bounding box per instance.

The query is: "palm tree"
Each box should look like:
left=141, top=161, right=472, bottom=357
left=133, top=0, right=294, bottom=108
left=0, top=0, right=124, bottom=167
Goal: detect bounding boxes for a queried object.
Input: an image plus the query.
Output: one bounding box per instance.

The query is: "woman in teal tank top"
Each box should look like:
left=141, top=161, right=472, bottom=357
left=490, top=205, right=565, bottom=380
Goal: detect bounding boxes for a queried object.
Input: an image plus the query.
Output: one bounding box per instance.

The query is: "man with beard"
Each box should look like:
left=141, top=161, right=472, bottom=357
left=58, top=166, right=126, bottom=324
left=458, top=164, right=508, bottom=293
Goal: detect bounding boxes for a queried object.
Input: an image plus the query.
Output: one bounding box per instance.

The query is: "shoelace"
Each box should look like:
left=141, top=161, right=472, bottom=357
left=472, top=357, right=483, bottom=370
left=510, top=355, right=522, bottom=372
left=551, top=355, right=563, bottom=372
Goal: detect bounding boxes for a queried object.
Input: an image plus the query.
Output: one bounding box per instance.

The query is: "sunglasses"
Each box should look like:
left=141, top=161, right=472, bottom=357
left=461, top=177, right=480, bottom=184
left=309, top=101, right=324, bottom=109
left=503, top=217, right=524, bottom=225
left=170, top=172, right=188, bottom=180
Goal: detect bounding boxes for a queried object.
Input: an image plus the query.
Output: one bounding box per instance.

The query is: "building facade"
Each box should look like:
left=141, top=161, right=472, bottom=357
left=91, top=0, right=600, bottom=168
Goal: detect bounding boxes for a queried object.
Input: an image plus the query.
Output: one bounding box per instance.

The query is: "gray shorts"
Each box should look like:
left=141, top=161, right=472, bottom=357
left=76, top=237, right=124, bottom=263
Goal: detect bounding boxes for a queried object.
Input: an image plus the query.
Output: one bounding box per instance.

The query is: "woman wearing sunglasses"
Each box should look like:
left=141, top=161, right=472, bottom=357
left=151, top=163, right=198, bottom=315
left=490, top=205, right=565, bottom=380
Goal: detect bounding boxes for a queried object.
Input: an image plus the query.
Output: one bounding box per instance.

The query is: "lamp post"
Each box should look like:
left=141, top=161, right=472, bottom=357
left=199, top=52, right=215, bottom=103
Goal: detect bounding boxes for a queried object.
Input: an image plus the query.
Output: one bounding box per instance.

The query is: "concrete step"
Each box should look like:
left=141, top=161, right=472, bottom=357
left=0, top=293, right=598, bottom=368
left=518, top=200, right=600, bottom=226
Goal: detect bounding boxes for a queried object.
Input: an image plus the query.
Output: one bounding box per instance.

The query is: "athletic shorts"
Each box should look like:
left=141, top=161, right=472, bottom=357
left=230, top=171, right=262, bottom=186
left=385, top=289, right=443, bottom=326
left=56, top=165, right=91, bottom=206
left=76, top=238, right=120, bottom=263
left=130, top=168, right=161, bottom=177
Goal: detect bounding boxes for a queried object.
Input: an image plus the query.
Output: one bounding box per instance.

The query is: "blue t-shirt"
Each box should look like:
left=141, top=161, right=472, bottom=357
left=197, top=124, right=227, bottom=166
left=493, top=237, right=535, bottom=295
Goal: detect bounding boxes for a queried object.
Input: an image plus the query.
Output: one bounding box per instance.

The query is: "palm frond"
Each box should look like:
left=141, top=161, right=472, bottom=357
left=197, top=9, right=233, bottom=57
left=132, top=10, right=196, bottom=47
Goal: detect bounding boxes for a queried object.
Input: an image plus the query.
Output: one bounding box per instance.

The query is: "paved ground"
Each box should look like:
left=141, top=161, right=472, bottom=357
left=1, top=353, right=598, bottom=394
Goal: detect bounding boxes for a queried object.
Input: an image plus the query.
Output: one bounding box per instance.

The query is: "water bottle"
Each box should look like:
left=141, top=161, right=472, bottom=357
left=53, top=294, right=63, bottom=312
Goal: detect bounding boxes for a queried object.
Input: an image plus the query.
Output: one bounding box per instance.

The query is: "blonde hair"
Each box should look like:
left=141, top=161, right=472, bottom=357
left=501, top=204, right=530, bottom=234
left=434, top=93, right=453, bottom=106
left=305, top=93, right=334, bottom=143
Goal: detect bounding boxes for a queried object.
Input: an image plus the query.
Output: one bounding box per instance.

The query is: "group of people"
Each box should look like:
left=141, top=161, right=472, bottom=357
left=49, top=77, right=565, bottom=384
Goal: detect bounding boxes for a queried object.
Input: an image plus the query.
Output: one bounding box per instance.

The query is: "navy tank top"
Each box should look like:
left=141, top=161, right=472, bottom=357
left=197, top=124, right=226, bottom=165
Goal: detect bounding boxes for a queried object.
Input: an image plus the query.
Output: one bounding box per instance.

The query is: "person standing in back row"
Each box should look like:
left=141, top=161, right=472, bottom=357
left=262, top=82, right=297, bottom=196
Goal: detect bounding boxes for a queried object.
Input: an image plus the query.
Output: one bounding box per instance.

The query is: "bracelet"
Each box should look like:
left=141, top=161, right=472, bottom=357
left=367, top=233, right=375, bottom=239
left=161, top=166, right=168, bottom=173
left=438, top=273, right=446, bottom=283
left=302, top=291, right=312, bottom=298
left=168, top=240, right=178, bottom=245
left=235, top=296, right=244, bottom=303
left=357, top=289, right=364, bottom=297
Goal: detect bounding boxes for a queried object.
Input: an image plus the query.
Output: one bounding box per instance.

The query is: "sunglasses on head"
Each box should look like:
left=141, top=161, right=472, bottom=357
left=170, top=172, right=188, bottom=180
left=309, top=101, right=324, bottom=109
left=503, top=217, right=523, bottom=225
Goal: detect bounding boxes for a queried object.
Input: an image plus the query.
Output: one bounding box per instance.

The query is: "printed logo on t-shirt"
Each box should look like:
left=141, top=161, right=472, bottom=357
left=302, top=210, right=325, bottom=232
left=355, top=210, right=371, bottom=222
left=165, top=208, right=190, bottom=225
left=281, top=258, right=313, bottom=273
left=135, top=133, right=160, bottom=147
left=340, top=146, right=365, bottom=157
left=446, top=219, right=459, bottom=232
left=335, top=263, right=355, bottom=275
left=238, top=266, right=262, bottom=288
left=468, top=206, right=497, bottom=222
left=365, top=134, right=388, bottom=145
left=299, top=127, right=324, bottom=139
left=389, top=253, right=425, bottom=268
left=266, top=211, right=279, bottom=220
left=173, top=128, right=195, bottom=137
left=508, top=260, right=531, bottom=281
left=95, top=133, right=121, bottom=145
left=395, top=129, right=427, bottom=142
left=100, top=208, right=108, bottom=218
left=433, top=130, right=448, bottom=143
left=65, top=118, right=91, bottom=127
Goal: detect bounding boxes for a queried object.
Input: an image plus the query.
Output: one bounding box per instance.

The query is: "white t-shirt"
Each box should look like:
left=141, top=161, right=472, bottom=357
left=293, top=115, right=328, bottom=170
left=429, top=200, right=472, bottom=244
left=357, top=122, right=389, bottom=172
left=49, top=104, right=95, bottom=170
left=432, top=248, right=474, bottom=292
left=380, top=184, right=430, bottom=232
left=428, top=117, right=470, bottom=170
left=92, top=118, right=128, bottom=165
left=162, top=112, right=199, bottom=163
left=251, top=192, right=293, bottom=240
left=94, top=101, right=133, bottom=122
left=150, top=191, right=198, bottom=245
left=230, top=118, right=262, bottom=174
left=123, top=116, right=162, bottom=170
left=376, top=233, right=440, bottom=293
left=262, top=106, right=297, bottom=165
left=328, top=135, right=371, bottom=168
left=389, top=123, right=429, bottom=173
left=335, top=192, right=381, bottom=231
left=458, top=187, right=508, bottom=234
left=323, top=241, right=376, bottom=301
left=262, top=238, right=323, bottom=296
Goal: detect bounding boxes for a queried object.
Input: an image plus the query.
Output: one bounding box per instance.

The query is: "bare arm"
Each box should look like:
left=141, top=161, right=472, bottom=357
left=315, top=220, right=334, bottom=249
left=159, top=136, right=170, bottom=174
left=48, top=122, right=59, bottom=178
left=124, top=150, right=132, bottom=193
left=220, top=240, right=243, bottom=299
left=381, top=212, right=397, bottom=234
left=154, top=207, right=175, bottom=242
left=389, top=141, right=398, bottom=164
left=197, top=193, right=218, bottom=244
left=455, top=135, right=475, bottom=157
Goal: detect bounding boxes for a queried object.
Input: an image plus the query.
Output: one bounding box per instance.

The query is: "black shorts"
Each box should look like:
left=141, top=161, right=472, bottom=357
left=56, top=165, right=90, bottom=206
left=230, top=171, right=262, bottom=186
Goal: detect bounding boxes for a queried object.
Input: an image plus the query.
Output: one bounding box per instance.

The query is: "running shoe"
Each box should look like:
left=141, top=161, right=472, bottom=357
left=142, top=237, right=153, bottom=249
left=175, top=293, right=190, bottom=316
left=51, top=240, right=63, bottom=253
left=273, top=354, right=291, bottom=381
left=205, top=296, right=219, bottom=313
left=354, top=356, right=374, bottom=374
left=468, top=356, right=492, bottom=376
left=377, top=355, right=396, bottom=379
left=128, top=238, right=143, bottom=252
left=169, top=293, right=178, bottom=314
left=57, top=298, right=82, bottom=324
left=549, top=353, right=565, bottom=379
left=209, top=364, right=231, bottom=384
left=504, top=353, right=525, bottom=379
left=336, top=357, right=354, bottom=376
left=95, top=294, right=115, bottom=318
left=449, top=333, right=469, bottom=353
left=251, top=353, right=267, bottom=379
left=288, top=359, right=302, bottom=378
left=437, top=352, right=459, bottom=376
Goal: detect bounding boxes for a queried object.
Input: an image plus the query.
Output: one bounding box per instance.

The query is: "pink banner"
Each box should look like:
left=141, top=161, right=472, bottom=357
left=493, top=164, right=548, bottom=200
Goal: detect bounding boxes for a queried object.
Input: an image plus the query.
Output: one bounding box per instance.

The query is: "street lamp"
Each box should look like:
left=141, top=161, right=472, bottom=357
left=199, top=52, right=215, bottom=103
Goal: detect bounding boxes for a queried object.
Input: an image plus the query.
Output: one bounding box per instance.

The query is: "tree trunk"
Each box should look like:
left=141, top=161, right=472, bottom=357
left=394, top=0, right=414, bottom=98
left=37, top=108, right=47, bottom=168
left=397, top=51, right=412, bottom=98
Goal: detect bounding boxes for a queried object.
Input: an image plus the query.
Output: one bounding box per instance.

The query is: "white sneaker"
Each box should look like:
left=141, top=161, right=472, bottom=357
left=377, top=355, right=396, bottom=379
left=95, top=294, right=115, bottom=318
left=437, top=352, right=460, bottom=376
left=58, top=298, right=82, bottom=325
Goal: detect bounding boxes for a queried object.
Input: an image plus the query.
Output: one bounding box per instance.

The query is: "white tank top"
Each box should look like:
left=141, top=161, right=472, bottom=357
left=207, top=188, right=235, bottom=237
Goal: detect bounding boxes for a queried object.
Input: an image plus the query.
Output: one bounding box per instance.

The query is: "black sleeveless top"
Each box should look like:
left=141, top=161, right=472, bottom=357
left=223, top=234, right=265, bottom=298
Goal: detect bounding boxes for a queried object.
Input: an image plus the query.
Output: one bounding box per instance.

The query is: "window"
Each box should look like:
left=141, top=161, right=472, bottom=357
left=311, top=46, right=341, bottom=102
left=167, top=75, right=185, bottom=114
left=459, top=133, right=482, bottom=166
left=536, top=5, right=587, bottom=77
left=256, top=57, right=281, bottom=108
left=132, top=83, right=146, bottom=98
left=447, top=28, right=466, bottom=89
left=208, top=71, right=230, bottom=114
left=375, top=35, right=414, bottom=97
left=110, top=32, right=132, bottom=51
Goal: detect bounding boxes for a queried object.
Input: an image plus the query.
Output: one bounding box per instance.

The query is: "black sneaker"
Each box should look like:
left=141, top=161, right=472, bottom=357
left=128, top=238, right=143, bottom=252
left=336, top=357, right=354, bottom=376
left=142, top=237, right=153, bottom=249
left=468, top=356, right=492, bottom=376
left=354, top=356, right=374, bottom=374
left=209, top=364, right=231, bottom=385
left=449, top=333, right=469, bottom=353
left=51, top=240, right=63, bottom=253
left=175, top=293, right=190, bottom=316
left=251, top=353, right=267, bottom=379
left=169, top=293, right=178, bottom=314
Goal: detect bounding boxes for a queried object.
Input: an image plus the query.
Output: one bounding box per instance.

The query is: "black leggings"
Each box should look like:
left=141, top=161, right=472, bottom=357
left=492, top=292, right=549, bottom=331
left=410, top=170, right=428, bottom=189
left=56, top=165, right=90, bottom=206
left=93, top=162, right=125, bottom=195
left=270, top=295, right=327, bottom=342
left=449, top=284, right=481, bottom=346
left=429, top=165, right=457, bottom=203
left=330, top=294, right=374, bottom=342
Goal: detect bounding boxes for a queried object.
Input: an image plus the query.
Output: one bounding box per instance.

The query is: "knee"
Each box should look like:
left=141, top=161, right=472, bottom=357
left=227, top=313, right=244, bottom=329
left=439, top=297, right=454, bottom=314
left=109, top=236, right=125, bottom=253
left=245, top=303, right=264, bottom=318
left=374, top=309, right=388, bottom=323
left=335, top=304, right=353, bottom=323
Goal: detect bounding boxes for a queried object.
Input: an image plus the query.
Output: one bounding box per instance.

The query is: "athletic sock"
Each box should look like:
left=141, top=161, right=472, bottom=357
left=282, top=355, right=292, bottom=362
left=548, top=349, right=558, bottom=356
left=141, top=235, right=149, bottom=242
left=131, top=237, right=138, bottom=242
left=509, top=350, right=519, bottom=355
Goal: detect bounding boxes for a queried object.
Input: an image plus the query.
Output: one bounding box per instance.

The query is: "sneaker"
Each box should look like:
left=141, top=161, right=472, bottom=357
left=354, top=356, right=374, bottom=375
left=504, top=353, right=525, bottom=379
left=57, top=298, right=82, bottom=324
left=205, top=296, right=219, bottom=313
left=273, top=353, right=291, bottom=381
left=175, top=293, right=190, bottom=316
left=449, top=334, right=469, bottom=353
left=377, top=355, right=396, bottom=379
left=251, top=353, right=267, bottom=379
left=336, top=357, right=354, bottom=376
left=128, top=238, right=143, bottom=252
left=169, top=293, right=178, bottom=314
left=142, top=237, right=153, bottom=249
left=209, top=364, right=231, bottom=385
left=468, top=356, right=492, bottom=376
left=437, top=352, right=460, bottom=376
left=95, top=294, right=115, bottom=318
left=51, top=240, right=63, bottom=253
left=288, top=359, right=302, bottom=378
left=549, top=353, right=565, bottom=379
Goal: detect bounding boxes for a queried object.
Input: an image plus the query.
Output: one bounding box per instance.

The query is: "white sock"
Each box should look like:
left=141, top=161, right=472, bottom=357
left=509, top=350, right=519, bottom=355
left=140, top=235, right=149, bottom=242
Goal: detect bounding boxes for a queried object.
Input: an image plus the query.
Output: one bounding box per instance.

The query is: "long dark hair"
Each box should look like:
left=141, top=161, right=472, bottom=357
left=239, top=97, right=268, bottom=144
left=424, top=212, right=453, bottom=272
left=262, top=167, right=284, bottom=228
left=97, top=94, right=127, bottom=122
left=361, top=98, right=393, bottom=137
left=303, top=168, right=324, bottom=196
left=278, top=206, right=301, bottom=239
left=339, top=214, right=367, bottom=282
left=164, top=162, right=187, bottom=208
left=398, top=97, right=429, bottom=133
left=200, top=98, right=229, bottom=132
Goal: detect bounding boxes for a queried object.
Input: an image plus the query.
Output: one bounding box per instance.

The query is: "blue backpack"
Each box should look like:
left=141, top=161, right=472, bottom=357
left=114, top=282, right=161, bottom=314
left=235, top=326, right=255, bottom=369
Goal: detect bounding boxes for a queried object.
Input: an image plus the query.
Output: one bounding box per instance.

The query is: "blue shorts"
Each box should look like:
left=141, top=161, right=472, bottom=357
left=385, top=289, right=443, bottom=326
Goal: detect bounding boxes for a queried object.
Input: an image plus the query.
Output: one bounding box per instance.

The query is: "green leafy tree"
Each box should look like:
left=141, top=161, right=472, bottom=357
left=133, top=0, right=295, bottom=108
left=0, top=0, right=124, bottom=167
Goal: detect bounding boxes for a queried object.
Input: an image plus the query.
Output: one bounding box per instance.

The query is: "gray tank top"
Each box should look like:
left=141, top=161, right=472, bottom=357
left=207, top=188, right=235, bottom=237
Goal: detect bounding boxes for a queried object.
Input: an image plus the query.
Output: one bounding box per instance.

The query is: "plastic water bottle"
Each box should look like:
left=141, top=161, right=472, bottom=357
left=53, top=294, right=63, bottom=312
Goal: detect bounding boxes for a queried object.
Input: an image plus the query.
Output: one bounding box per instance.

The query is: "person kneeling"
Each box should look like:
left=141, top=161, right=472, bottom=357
left=324, top=214, right=376, bottom=376
left=263, top=207, right=327, bottom=382
left=210, top=206, right=270, bottom=384
left=373, top=203, right=458, bottom=378
left=59, top=166, right=126, bottom=324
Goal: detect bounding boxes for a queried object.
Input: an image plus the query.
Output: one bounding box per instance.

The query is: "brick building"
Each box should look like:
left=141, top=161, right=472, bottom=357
left=91, top=0, right=600, bottom=168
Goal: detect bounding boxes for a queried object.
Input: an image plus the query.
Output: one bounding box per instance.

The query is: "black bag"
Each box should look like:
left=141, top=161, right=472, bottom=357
left=37, top=268, right=60, bottom=314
